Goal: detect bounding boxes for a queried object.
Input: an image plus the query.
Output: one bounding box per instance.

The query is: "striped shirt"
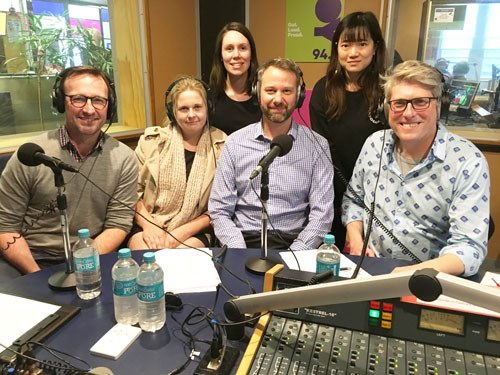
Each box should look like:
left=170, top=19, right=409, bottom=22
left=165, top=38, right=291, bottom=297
left=209, top=120, right=334, bottom=250
left=342, top=125, right=490, bottom=276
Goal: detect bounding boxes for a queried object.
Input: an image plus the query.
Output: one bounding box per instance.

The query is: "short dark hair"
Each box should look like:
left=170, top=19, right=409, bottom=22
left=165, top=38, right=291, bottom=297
left=255, top=57, right=302, bottom=90
left=52, top=65, right=115, bottom=118
left=59, top=65, right=112, bottom=97
left=452, top=61, right=470, bottom=76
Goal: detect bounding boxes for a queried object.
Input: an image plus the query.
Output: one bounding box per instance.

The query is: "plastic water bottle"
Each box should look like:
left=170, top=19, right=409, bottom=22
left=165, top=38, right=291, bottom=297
left=72, top=228, right=101, bottom=300
left=112, top=248, right=139, bottom=325
left=316, top=234, right=341, bottom=276
left=137, top=252, right=166, bottom=332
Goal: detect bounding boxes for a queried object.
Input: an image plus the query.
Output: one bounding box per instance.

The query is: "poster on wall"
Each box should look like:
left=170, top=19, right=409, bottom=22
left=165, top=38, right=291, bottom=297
left=433, top=7, right=455, bottom=23
left=429, top=5, right=466, bottom=31
left=285, top=0, right=344, bottom=62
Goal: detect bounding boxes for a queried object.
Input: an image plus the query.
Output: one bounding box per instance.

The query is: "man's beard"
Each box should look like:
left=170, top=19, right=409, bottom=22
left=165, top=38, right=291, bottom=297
left=261, top=104, right=294, bottom=124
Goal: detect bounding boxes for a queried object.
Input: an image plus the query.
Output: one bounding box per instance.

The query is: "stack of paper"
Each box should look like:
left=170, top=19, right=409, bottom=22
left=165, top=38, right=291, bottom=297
left=0, top=293, right=60, bottom=348
left=154, top=248, right=221, bottom=294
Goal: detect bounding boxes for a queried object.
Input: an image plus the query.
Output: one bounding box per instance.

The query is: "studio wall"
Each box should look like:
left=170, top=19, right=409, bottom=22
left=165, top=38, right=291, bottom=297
left=144, top=0, right=385, bottom=125
left=143, top=0, right=499, bottom=263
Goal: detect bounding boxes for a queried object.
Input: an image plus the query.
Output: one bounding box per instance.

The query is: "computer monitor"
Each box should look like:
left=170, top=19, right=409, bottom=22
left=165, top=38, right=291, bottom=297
left=449, top=79, right=480, bottom=115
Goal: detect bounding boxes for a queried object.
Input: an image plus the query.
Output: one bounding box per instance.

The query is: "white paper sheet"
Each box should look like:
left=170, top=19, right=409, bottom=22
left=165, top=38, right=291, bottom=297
left=0, top=293, right=60, bottom=349
left=400, top=271, right=500, bottom=318
left=154, top=248, right=221, bottom=294
left=481, top=271, right=500, bottom=287
left=279, top=249, right=371, bottom=278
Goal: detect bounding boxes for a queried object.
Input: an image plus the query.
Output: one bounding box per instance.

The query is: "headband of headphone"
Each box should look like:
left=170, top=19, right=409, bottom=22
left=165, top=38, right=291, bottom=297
left=165, top=77, right=215, bottom=125
left=51, top=66, right=116, bottom=119
left=251, top=59, right=307, bottom=109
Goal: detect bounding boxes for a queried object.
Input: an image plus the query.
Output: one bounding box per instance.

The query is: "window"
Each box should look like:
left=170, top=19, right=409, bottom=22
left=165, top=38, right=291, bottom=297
left=390, top=0, right=500, bottom=136
left=424, top=2, right=500, bottom=83
left=0, top=0, right=146, bottom=150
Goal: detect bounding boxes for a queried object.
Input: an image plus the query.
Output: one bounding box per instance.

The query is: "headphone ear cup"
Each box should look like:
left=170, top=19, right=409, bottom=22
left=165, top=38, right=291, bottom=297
left=52, top=72, right=65, bottom=114
left=251, top=77, right=259, bottom=103
left=165, top=79, right=177, bottom=125
left=166, top=101, right=175, bottom=125
left=377, top=95, right=389, bottom=127
left=106, top=79, right=117, bottom=120
left=434, top=68, right=450, bottom=120
left=440, top=85, right=451, bottom=119
left=296, top=80, right=306, bottom=108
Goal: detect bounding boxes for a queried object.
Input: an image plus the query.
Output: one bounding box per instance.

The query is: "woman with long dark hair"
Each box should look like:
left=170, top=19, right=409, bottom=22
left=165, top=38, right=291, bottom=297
left=309, top=11, right=387, bottom=250
left=209, top=22, right=261, bottom=135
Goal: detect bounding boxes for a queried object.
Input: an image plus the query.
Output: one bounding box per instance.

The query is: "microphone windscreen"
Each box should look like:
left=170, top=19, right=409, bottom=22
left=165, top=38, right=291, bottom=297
left=271, top=134, right=293, bottom=157
left=17, top=142, right=44, bottom=167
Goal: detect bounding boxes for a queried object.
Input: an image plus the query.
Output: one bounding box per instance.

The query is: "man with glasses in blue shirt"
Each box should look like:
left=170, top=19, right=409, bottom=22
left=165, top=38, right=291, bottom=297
left=342, top=60, right=490, bottom=277
left=0, top=66, right=137, bottom=281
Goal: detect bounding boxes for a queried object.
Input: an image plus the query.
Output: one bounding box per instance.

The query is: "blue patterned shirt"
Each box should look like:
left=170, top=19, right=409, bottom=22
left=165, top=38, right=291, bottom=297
left=342, top=125, right=490, bottom=276
left=209, top=121, right=334, bottom=250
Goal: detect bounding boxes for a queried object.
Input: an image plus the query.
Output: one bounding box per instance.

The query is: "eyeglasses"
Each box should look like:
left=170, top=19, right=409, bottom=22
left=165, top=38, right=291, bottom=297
left=65, top=95, right=108, bottom=110
left=387, top=97, right=437, bottom=113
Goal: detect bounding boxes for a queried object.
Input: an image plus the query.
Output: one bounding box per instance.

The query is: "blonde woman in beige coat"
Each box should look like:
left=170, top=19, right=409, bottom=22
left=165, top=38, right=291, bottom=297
left=129, top=77, right=227, bottom=250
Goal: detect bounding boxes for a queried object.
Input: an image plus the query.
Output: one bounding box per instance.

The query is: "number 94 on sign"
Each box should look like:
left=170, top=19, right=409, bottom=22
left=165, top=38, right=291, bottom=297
left=312, top=48, right=329, bottom=60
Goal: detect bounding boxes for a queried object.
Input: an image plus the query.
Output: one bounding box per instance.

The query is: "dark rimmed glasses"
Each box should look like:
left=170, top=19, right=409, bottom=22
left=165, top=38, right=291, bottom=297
left=387, top=97, right=437, bottom=113
left=65, top=95, right=108, bottom=110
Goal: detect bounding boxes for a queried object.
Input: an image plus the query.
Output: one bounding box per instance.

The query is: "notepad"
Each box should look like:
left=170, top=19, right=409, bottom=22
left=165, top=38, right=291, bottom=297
left=90, top=323, right=141, bottom=360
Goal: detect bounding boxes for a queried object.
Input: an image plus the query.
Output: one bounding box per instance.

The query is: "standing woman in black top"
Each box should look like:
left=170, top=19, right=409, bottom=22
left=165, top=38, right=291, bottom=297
left=209, top=22, right=261, bottom=135
left=309, top=11, right=387, bottom=250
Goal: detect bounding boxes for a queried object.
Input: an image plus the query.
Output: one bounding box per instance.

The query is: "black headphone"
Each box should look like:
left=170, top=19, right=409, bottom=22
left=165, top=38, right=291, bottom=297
left=440, top=75, right=451, bottom=120
left=52, top=66, right=116, bottom=119
left=165, top=77, right=215, bottom=125
left=251, top=59, right=307, bottom=109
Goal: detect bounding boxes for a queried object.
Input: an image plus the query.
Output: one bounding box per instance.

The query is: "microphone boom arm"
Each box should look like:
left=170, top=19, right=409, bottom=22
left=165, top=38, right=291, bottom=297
left=224, top=269, right=500, bottom=322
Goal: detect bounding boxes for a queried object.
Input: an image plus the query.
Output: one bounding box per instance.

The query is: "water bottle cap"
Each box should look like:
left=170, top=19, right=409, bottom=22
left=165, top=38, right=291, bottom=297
left=324, top=234, right=335, bottom=244
left=143, top=252, right=156, bottom=263
left=118, top=248, right=131, bottom=258
left=78, top=228, right=90, bottom=238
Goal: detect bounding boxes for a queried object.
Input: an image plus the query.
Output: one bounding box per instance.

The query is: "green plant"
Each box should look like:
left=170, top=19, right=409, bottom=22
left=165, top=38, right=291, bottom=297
left=69, top=22, right=113, bottom=77
left=5, top=12, right=68, bottom=74
left=2, top=12, right=114, bottom=130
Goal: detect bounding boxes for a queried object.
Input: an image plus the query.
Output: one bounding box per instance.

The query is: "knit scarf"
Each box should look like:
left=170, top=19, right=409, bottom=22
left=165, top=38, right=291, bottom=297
left=154, top=125, right=210, bottom=231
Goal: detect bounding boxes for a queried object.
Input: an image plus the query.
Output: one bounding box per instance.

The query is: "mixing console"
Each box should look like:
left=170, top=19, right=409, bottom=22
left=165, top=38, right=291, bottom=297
left=248, top=314, right=500, bottom=374
left=237, top=268, right=500, bottom=374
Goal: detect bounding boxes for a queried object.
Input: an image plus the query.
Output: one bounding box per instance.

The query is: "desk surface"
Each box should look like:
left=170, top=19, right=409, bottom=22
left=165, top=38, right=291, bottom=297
left=0, top=249, right=408, bottom=374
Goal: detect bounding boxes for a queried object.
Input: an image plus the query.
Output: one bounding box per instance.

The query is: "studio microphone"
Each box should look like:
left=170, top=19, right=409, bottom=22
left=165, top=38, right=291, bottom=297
left=17, top=142, right=79, bottom=173
left=249, top=134, right=293, bottom=180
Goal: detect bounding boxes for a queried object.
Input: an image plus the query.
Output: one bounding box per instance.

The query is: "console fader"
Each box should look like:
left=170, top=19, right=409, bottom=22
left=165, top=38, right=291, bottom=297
left=239, top=269, right=500, bottom=375
left=248, top=314, right=500, bottom=374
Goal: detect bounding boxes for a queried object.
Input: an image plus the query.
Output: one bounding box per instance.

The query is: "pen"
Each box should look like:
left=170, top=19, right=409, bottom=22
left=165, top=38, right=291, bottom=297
left=492, top=277, right=500, bottom=287
left=340, top=267, right=351, bottom=271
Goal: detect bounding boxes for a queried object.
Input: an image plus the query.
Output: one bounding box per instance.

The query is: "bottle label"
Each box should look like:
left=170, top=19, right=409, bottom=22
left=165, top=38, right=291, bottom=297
left=74, top=254, right=99, bottom=273
left=113, top=279, right=137, bottom=297
left=316, top=259, right=340, bottom=276
left=137, top=283, right=164, bottom=302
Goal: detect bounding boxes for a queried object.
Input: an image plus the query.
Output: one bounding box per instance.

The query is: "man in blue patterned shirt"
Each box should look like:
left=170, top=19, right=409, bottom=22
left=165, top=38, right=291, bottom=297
left=209, top=58, right=334, bottom=250
left=342, top=60, right=490, bottom=277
